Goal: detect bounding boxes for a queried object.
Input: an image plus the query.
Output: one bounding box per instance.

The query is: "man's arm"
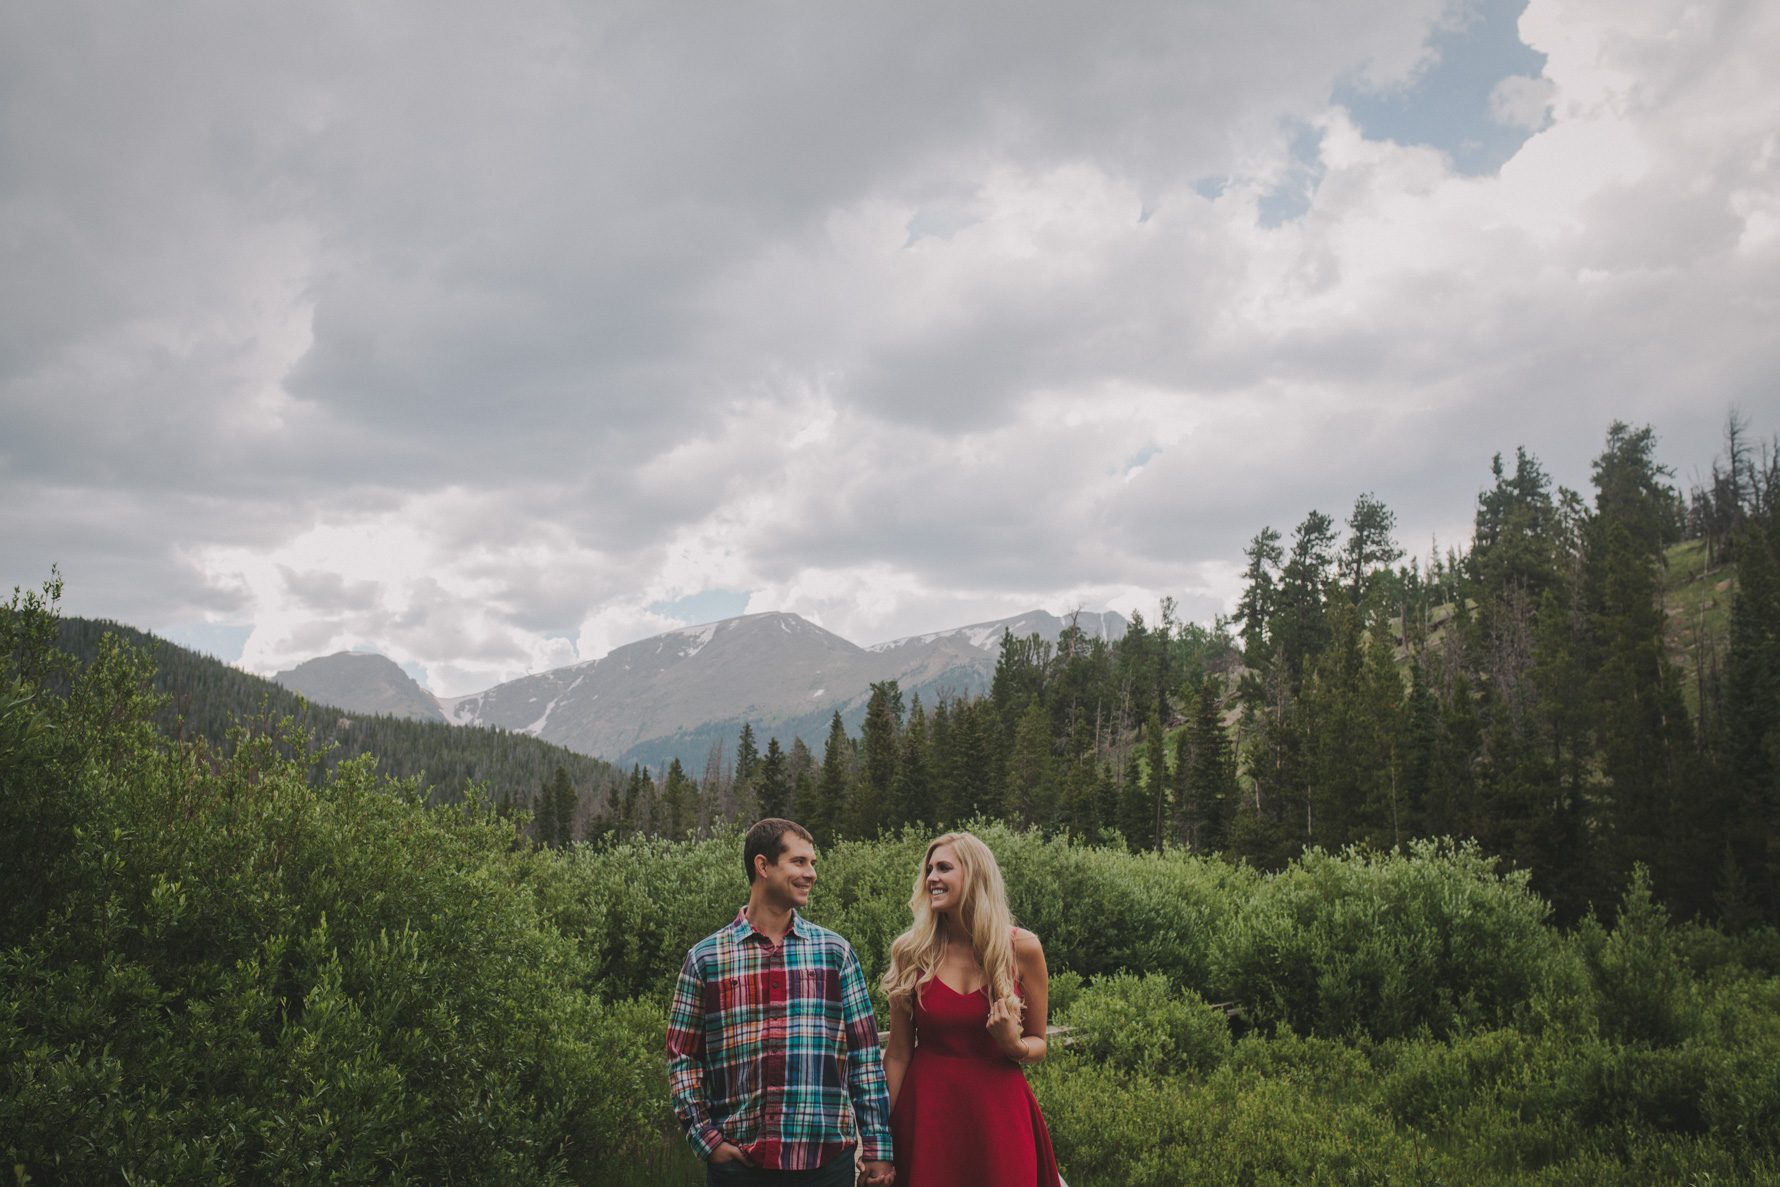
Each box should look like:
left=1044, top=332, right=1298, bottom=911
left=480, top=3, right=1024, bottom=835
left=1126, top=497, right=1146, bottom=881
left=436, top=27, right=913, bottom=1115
left=837, top=945, right=894, bottom=1168
left=665, top=950, right=725, bottom=1160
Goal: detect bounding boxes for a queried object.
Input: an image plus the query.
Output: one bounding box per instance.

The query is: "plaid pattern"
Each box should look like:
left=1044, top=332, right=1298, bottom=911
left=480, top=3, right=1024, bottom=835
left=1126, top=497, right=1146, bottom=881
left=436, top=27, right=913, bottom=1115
left=666, top=907, right=893, bottom=1170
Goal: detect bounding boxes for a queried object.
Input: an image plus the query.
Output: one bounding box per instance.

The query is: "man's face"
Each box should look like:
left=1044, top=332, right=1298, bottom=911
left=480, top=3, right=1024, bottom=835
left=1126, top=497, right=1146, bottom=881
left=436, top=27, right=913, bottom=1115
left=756, top=833, right=817, bottom=910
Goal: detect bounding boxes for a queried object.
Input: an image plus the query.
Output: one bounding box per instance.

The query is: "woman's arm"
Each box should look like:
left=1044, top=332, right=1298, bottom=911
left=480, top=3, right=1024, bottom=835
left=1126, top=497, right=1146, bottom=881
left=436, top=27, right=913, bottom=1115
left=1012, top=928, right=1049, bottom=1065
left=884, top=995, right=915, bottom=1112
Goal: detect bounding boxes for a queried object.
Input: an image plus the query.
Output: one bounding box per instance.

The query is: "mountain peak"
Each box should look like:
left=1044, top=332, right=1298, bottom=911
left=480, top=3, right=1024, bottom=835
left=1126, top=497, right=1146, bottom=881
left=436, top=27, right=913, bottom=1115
left=273, top=651, right=445, bottom=722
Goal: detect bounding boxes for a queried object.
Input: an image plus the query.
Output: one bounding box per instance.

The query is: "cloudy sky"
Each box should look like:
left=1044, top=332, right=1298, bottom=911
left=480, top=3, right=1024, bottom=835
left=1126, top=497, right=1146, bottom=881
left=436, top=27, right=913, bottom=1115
left=4, top=0, right=1777, bottom=697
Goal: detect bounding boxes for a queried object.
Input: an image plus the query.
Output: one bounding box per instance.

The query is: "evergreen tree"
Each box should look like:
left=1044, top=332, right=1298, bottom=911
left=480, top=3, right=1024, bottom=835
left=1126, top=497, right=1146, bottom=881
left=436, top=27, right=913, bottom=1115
left=1716, top=509, right=1780, bottom=917
left=620, top=763, right=645, bottom=836
left=1093, top=761, right=1121, bottom=842
left=991, top=631, right=1051, bottom=739
left=895, top=695, right=935, bottom=826
left=1143, top=710, right=1169, bottom=850
left=790, top=741, right=818, bottom=833
left=757, top=736, right=790, bottom=820
left=1275, top=511, right=1338, bottom=684
left=1117, top=750, right=1149, bottom=850
left=1236, top=526, right=1284, bottom=669
left=1340, top=492, right=1403, bottom=606
left=815, top=712, right=852, bottom=846
left=927, top=698, right=955, bottom=826
left=855, top=681, right=903, bottom=835
left=1470, top=447, right=1563, bottom=620
left=1119, top=611, right=1155, bottom=730
left=1185, top=680, right=1237, bottom=852
left=660, top=758, right=695, bottom=842
left=1006, top=695, right=1057, bottom=829
left=1582, top=425, right=1694, bottom=899
left=735, top=722, right=760, bottom=783
left=540, top=765, right=576, bottom=848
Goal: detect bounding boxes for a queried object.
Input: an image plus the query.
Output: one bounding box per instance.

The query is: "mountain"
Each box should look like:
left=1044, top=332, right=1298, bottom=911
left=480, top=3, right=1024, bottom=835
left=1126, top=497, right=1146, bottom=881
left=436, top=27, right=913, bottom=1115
left=274, top=652, right=446, bottom=722
left=54, top=618, right=615, bottom=806
left=444, top=608, right=1126, bottom=772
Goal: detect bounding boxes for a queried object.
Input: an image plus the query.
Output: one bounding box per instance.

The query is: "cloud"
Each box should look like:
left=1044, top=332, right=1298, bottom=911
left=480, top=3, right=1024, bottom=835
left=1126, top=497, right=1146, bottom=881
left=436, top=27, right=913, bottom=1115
left=1490, top=75, right=1555, bottom=130
left=3, top=0, right=1777, bottom=697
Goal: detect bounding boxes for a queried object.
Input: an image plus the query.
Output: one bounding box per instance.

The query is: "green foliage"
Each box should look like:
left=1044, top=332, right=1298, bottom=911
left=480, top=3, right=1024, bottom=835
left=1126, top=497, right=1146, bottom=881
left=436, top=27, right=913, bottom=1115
left=1210, top=840, right=1556, bottom=1040
left=1578, top=865, right=1697, bottom=1046
left=1062, top=972, right=1231, bottom=1079
left=0, top=589, right=675, bottom=1184
left=8, top=573, right=1780, bottom=1185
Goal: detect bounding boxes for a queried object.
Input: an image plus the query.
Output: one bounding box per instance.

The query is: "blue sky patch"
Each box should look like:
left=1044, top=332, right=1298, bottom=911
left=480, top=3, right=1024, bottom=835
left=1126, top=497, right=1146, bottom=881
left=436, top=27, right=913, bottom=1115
left=648, top=588, right=751, bottom=624
left=1334, top=0, right=1547, bottom=176
left=1257, top=120, right=1328, bottom=227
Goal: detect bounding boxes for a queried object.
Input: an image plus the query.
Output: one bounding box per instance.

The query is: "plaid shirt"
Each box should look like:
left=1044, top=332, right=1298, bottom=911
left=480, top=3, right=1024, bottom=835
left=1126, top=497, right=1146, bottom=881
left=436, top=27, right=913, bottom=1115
left=666, top=907, right=893, bottom=1170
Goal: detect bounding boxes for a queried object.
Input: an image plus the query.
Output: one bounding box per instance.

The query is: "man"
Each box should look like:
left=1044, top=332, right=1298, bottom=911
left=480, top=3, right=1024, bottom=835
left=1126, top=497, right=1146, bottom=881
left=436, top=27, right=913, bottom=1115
left=667, top=818, right=895, bottom=1187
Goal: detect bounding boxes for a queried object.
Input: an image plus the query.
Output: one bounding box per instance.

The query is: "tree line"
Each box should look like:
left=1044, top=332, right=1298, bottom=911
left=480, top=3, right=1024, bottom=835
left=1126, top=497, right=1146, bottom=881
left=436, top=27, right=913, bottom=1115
left=570, top=413, right=1779, bottom=929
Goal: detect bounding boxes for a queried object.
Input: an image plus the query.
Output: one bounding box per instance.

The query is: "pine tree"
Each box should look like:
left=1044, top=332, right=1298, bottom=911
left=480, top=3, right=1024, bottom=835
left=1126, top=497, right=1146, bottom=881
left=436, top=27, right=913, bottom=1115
left=855, top=681, right=903, bottom=835
left=1117, top=750, right=1150, bottom=850
left=540, top=766, right=576, bottom=847
left=1142, top=710, right=1169, bottom=850
left=895, top=695, right=934, bottom=826
left=1275, top=511, right=1338, bottom=684
left=757, top=736, right=790, bottom=820
left=1006, top=695, right=1057, bottom=829
left=735, top=723, right=760, bottom=784
left=1236, top=526, right=1284, bottom=669
left=1093, top=762, right=1120, bottom=842
left=1340, top=492, right=1403, bottom=605
left=815, top=712, right=852, bottom=845
left=1582, top=424, right=1694, bottom=900
left=660, top=758, right=695, bottom=841
left=927, top=698, right=955, bottom=826
left=1185, top=680, right=1237, bottom=852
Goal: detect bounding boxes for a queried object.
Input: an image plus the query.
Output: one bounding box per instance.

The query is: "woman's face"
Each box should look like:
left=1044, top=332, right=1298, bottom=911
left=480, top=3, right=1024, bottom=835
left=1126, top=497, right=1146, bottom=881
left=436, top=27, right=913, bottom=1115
left=924, top=843, right=965, bottom=916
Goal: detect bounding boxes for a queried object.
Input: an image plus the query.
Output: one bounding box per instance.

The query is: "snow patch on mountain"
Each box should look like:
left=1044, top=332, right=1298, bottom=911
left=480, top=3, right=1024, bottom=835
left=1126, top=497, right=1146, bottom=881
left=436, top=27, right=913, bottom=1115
left=673, top=622, right=719, bottom=658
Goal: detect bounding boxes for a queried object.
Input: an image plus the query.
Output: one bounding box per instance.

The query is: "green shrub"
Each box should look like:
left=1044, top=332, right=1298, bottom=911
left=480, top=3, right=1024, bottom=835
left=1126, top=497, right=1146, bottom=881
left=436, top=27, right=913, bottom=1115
left=1210, top=839, right=1557, bottom=1039
left=1064, top=972, right=1231, bottom=1078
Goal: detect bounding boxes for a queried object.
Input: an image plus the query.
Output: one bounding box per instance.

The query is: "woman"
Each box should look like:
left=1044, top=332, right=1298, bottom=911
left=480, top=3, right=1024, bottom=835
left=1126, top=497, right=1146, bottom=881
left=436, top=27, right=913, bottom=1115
left=881, top=832, right=1061, bottom=1187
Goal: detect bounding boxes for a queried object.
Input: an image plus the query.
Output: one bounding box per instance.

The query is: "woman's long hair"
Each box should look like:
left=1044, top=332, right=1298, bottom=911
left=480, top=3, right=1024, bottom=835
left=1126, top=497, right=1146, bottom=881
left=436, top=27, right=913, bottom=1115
left=881, top=832, right=1022, bottom=1020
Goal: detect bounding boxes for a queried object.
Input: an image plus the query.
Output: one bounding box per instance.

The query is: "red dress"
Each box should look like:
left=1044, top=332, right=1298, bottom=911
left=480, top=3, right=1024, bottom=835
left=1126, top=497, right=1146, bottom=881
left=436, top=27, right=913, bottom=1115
left=889, top=977, right=1062, bottom=1187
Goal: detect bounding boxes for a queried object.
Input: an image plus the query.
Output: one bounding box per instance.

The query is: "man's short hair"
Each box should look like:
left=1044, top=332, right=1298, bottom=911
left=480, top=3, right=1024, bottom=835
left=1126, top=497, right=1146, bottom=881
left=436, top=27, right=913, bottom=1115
left=744, top=818, right=814, bottom=883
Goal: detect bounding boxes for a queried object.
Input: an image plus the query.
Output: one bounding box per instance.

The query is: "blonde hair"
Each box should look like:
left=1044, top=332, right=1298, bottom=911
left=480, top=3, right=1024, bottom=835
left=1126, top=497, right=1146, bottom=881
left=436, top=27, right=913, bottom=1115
left=882, top=832, right=1022, bottom=1020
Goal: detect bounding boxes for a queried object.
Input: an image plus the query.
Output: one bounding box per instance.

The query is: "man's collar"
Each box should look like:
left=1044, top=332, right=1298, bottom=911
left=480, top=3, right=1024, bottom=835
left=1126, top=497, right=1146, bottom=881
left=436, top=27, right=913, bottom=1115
left=732, top=905, right=806, bottom=942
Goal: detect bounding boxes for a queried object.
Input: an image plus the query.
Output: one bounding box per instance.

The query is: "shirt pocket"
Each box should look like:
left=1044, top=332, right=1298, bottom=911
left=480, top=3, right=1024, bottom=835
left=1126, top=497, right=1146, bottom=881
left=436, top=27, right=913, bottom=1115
left=717, top=974, right=750, bottom=1011
left=791, top=968, right=841, bottom=1025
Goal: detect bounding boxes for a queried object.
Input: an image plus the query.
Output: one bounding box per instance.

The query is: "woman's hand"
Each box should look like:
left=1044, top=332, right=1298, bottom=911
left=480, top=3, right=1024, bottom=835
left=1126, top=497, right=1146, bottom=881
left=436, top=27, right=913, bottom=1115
left=985, top=997, right=1025, bottom=1059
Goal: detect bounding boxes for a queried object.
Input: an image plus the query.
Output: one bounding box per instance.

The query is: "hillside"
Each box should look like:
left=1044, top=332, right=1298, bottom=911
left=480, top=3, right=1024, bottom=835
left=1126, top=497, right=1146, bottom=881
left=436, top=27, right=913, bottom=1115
left=55, top=617, right=616, bottom=806
left=1663, top=537, right=1737, bottom=713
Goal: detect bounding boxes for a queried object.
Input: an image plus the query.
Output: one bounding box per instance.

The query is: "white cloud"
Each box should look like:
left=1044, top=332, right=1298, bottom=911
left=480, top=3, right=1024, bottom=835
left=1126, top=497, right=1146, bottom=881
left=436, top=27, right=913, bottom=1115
left=3, top=0, right=1777, bottom=699
left=1490, top=75, right=1556, bottom=130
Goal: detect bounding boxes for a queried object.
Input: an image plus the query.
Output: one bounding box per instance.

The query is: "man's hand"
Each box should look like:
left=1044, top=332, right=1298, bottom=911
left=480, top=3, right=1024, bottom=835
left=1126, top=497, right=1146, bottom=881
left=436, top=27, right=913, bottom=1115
left=710, top=1142, right=752, bottom=1165
left=859, top=1159, right=894, bottom=1186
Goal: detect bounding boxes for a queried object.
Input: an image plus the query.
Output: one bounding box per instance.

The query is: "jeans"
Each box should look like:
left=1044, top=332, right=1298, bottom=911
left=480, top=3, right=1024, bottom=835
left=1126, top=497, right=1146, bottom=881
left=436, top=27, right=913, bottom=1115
left=706, top=1149, right=858, bottom=1187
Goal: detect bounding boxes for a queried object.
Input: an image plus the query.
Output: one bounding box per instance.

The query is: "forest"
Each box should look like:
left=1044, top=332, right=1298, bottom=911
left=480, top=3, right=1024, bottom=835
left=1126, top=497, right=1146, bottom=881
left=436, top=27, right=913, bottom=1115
left=576, top=415, right=1780, bottom=932
left=5, top=412, right=1779, bottom=1184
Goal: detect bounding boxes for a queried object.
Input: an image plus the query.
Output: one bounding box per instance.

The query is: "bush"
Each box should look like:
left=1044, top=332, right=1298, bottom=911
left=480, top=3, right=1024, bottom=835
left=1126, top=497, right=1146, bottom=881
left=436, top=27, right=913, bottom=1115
left=0, top=588, right=677, bottom=1184
left=1063, top=972, right=1231, bottom=1079
left=1209, top=839, right=1557, bottom=1039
